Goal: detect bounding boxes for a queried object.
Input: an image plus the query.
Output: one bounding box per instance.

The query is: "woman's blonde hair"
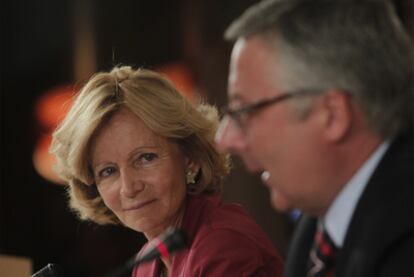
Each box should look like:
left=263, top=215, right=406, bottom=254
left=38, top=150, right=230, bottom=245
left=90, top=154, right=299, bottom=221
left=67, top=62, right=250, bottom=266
left=50, top=66, right=230, bottom=224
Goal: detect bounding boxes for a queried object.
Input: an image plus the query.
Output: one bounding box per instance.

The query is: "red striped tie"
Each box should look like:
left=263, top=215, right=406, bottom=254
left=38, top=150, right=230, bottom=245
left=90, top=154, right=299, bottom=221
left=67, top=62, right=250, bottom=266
left=307, top=228, right=338, bottom=277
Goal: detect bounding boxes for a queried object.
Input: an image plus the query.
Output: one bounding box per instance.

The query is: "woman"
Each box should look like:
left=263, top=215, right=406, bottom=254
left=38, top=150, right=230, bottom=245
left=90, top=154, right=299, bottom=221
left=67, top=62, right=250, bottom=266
left=50, top=66, right=283, bottom=276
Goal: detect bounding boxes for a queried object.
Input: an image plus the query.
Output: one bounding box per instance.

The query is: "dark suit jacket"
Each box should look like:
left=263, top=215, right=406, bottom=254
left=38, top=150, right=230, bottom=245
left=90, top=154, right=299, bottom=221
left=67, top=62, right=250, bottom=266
left=284, top=131, right=414, bottom=277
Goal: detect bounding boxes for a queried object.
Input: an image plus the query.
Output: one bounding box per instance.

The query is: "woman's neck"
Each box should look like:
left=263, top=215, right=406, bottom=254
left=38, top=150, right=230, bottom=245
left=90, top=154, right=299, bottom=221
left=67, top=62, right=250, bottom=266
left=144, top=198, right=186, bottom=240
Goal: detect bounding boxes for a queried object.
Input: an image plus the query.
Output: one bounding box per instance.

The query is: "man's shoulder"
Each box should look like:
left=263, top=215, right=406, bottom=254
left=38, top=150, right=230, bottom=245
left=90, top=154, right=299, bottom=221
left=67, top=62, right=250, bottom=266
left=337, top=131, right=414, bottom=276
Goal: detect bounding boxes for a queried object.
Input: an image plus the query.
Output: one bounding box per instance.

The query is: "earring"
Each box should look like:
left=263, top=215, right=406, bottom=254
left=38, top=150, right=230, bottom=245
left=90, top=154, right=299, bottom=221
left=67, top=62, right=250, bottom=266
left=186, top=169, right=196, bottom=184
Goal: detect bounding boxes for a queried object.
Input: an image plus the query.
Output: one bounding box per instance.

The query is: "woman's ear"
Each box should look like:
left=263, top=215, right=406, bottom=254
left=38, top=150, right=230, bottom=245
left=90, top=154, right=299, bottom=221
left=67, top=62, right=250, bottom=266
left=184, top=157, right=200, bottom=184
left=184, top=155, right=198, bottom=170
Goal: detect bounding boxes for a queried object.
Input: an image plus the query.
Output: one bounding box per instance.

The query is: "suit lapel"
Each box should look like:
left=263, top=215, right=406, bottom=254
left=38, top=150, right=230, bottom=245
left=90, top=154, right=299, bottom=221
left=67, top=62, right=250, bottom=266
left=283, top=215, right=317, bottom=277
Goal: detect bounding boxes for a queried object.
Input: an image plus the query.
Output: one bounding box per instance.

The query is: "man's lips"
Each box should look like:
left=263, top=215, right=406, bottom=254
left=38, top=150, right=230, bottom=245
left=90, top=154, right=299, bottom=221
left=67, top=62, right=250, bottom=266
left=260, top=170, right=271, bottom=187
left=123, top=199, right=157, bottom=211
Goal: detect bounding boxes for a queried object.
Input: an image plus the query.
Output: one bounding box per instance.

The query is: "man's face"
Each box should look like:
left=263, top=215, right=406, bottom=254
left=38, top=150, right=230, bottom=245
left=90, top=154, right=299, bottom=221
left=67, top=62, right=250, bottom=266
left=215, top=114, right=263, bottom=172
left=217, top=36, right=329, bottom=214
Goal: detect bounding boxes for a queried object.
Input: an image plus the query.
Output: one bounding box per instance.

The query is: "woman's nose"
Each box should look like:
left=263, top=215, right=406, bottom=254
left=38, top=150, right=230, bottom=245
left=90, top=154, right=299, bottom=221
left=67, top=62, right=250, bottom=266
left=119, top=168, right=144, bottom=198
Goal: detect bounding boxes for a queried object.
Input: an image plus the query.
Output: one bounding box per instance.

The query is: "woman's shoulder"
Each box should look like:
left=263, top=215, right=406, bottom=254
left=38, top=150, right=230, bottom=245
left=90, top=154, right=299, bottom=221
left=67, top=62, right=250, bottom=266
left=187, top=195, right=278, bottom=253
left=192, top=195, right=261, bottom=232
left=176, top=195, right=284, bottom=276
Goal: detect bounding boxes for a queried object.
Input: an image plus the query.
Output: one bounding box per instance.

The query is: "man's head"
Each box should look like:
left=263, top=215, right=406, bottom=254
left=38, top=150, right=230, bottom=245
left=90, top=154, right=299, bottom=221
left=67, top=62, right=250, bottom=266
left=216, top=0, right=414, bottom=215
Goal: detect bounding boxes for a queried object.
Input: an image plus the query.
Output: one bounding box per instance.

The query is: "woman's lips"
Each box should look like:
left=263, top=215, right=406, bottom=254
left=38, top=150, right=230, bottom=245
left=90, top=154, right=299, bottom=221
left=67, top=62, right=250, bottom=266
left=124, top=199, right=157, bottom=211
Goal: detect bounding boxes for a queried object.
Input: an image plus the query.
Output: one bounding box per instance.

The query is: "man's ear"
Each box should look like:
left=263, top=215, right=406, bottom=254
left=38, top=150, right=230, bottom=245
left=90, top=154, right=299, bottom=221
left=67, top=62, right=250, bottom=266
left=319, top=90, right=353, bottom=142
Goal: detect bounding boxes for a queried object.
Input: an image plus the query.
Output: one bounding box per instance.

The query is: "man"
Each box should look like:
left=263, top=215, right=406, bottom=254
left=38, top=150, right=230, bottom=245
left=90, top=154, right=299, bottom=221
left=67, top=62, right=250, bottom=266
left=215, top=0, right=414, bottom=276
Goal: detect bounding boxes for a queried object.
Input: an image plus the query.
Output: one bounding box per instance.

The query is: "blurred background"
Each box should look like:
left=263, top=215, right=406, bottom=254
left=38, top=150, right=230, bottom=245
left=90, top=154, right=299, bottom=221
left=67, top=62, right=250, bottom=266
left=1, top=0, right=412, bottom=276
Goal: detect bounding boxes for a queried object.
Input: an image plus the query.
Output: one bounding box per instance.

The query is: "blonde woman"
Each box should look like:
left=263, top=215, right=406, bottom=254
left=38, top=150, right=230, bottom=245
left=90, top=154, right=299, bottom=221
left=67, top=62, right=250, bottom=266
left=50, top=66, right=283, bottom=277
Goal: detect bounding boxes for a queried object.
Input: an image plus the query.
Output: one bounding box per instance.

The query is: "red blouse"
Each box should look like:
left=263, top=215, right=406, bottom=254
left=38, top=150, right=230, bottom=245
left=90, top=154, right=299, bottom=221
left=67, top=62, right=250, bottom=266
left=132, top=195, right=283, bottom=276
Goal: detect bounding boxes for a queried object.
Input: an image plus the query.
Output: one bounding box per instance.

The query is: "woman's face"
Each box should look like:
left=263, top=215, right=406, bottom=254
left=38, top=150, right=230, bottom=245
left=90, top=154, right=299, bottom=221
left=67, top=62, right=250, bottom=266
left=90, top=108, right=190, bottom=239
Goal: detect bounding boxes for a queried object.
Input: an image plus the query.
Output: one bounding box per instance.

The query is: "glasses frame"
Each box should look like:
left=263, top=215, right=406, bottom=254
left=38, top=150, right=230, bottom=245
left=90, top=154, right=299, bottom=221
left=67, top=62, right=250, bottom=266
left=222, top=89, right=322, bottom=127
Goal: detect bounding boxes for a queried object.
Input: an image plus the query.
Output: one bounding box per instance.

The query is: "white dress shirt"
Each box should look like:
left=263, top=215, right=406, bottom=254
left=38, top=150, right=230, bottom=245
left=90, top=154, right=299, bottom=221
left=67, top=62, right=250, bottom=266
left=322, top=140, right=391, bottom=248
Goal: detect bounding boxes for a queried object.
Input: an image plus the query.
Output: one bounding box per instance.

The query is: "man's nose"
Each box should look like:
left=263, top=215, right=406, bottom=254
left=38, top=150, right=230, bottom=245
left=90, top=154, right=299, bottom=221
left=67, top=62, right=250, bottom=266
left=119, top=168, right=144, bottom=198
left=215, top=115, right=247, bottom=154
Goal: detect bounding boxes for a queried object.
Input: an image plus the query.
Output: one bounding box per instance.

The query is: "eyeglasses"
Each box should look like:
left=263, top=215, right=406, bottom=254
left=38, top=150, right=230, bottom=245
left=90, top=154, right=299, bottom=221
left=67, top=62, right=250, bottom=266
left=221, top=89, right=322, bottom=128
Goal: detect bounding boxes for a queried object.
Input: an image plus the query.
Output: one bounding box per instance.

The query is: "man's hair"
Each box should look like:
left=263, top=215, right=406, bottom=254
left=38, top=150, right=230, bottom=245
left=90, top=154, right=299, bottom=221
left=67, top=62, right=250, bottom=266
left=50, top=66, right=230, bottom=224
left=225, top=0, right=414, bottom=138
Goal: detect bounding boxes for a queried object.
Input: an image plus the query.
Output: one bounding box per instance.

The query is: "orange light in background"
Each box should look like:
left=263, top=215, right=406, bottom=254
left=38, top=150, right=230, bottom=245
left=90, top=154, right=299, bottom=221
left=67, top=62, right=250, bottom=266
left=33, top=63, right=196, bottom=184
left=156, top=63, right=198, bottom=103
left=35, top=86, right=75, bottom=129
left=33, top=134, right=64, bottom=184
left=33, top=86, right=75, bottom=184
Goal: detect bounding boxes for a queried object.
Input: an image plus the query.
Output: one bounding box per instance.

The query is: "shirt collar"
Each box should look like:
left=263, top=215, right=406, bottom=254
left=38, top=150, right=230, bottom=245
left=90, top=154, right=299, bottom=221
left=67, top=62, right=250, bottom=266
left=322, top=140, right=391, bottom=247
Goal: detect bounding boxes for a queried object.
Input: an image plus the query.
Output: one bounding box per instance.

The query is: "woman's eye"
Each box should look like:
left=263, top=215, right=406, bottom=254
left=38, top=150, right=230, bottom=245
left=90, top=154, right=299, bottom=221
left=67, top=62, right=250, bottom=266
left=98, top=167, right=116, bottom=178
left=139, top=153, right=157, bottom=163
